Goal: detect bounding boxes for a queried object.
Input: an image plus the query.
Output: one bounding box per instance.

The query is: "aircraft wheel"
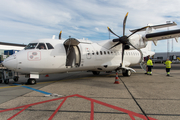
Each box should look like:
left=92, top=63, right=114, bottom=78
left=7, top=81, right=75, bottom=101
left=92, top=71, right=100, bottom=75
left=123, top=70, right=131, bottom=77
left=13, top=76, right=19, bottom=82
left=4, top=79, right=9, bottom=84
left=28, top=79, right=36, bottom=85
left=0, top=80, right=2, bottom=83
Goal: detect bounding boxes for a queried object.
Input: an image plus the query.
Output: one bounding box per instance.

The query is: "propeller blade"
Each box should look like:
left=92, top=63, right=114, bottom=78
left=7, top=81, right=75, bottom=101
left=127, top=41, right=143, bottom=63
left=121, top=44, right=126, bottom=67
left=123, top=12, right=129, bottom=36
left=59, top=31, right=62, bottom=39
left=109, top=42, right=121, bottom=49
left=107, top=27, right=121, bottom=38
left=128, top=26, right=148, bottom=38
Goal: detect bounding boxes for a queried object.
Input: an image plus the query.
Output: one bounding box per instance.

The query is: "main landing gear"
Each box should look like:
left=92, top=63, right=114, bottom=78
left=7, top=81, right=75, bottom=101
left=92, top=70, right=132, bottom=77
left=92, top=71, right=100, bottom=75
left=122, top=69, right=132, bottom=77
left=27, top=78, right=36, bottom=85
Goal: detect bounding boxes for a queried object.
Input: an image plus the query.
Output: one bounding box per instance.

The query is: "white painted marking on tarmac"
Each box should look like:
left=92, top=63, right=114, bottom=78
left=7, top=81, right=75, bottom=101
left=44, top=93, right=63, bottom=97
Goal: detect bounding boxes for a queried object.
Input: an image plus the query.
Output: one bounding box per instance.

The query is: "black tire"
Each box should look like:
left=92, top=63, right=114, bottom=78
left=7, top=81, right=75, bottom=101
left=92, top=71, right=100, bottom=75
left=28, top=79, right=36, bottom=85
left=0, top=74, right=4, bottom=83
left=123, top=70, right=131, bottom=77
left=13, top=76, right=19, bottom=82
left=4, top=79, right=9, bottom=84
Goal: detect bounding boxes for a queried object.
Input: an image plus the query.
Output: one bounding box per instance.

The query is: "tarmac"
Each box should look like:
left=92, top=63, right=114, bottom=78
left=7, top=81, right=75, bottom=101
left=0, top=64, right=180, bottom=120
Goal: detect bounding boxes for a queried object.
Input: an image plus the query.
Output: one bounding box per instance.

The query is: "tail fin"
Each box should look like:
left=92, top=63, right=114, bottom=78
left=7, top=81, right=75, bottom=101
left=145, top=41, right=152, bottom=51
left=141, top=41, right=155, bottom=57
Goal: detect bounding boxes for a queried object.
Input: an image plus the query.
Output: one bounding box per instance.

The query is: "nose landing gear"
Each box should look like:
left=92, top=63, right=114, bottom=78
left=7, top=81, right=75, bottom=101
left=27, top=79, right=36, bottom=85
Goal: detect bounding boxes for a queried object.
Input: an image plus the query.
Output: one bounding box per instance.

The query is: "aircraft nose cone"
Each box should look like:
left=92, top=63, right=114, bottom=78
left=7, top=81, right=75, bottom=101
left=2, top=55, right=18, bottom=70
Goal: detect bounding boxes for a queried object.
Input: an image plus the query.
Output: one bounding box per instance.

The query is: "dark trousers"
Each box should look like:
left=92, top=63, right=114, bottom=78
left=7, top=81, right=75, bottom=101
left=147, top=66, right=153, bottom=72
left=166, top=68, right=170, bottom=72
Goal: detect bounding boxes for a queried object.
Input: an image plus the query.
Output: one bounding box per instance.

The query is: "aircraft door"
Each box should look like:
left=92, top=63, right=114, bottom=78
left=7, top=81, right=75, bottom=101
left=64, top=38, right=81, bottom=67
left=73, top=46, right=81, bottom=66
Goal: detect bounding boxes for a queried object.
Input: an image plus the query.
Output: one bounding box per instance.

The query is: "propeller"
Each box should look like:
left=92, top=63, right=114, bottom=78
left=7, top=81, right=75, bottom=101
left=59, top=31, right=62, bottom=39
left=108, top=12, right=145, bottom=67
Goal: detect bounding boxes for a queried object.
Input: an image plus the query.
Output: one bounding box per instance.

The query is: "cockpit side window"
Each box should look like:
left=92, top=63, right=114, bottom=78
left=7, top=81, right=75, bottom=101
left=46, top=43, right=54, bottom=49
left=24, top=43, right=38, bottom=50
left=37, top=43, right=47, bottom=50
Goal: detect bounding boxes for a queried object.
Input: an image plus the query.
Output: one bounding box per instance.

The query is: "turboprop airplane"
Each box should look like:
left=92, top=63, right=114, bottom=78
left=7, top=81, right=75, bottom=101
left=2, top=13, right=180, bottom=84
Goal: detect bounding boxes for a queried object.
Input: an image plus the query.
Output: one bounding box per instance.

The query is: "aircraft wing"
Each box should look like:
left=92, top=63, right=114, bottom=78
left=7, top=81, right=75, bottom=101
left=142, top=29, right=180, bottom=45
left=130, top=22, right=177, bottom=32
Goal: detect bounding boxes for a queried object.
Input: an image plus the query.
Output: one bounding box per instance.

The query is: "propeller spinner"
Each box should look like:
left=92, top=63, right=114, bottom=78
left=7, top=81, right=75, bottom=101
left=108, top=12, right=144, bottom=67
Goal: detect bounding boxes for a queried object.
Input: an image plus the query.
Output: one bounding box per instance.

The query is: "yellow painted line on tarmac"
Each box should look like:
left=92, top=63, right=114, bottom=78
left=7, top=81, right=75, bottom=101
left=0, top=76, right=97, bottom=90
left=36, top=81, right=56, bottom=85
left=0, top=85, right=22, bottom=89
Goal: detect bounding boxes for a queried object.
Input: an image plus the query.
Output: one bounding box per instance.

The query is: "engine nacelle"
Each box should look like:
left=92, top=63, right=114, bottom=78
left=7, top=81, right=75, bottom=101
left=124, top=45, right=130, bottom=49
left=128, top=34, right=147, bottom=49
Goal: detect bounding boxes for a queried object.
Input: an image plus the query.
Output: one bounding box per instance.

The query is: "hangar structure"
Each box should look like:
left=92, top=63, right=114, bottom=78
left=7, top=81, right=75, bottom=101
left=0, top=42, right=26, bottom=63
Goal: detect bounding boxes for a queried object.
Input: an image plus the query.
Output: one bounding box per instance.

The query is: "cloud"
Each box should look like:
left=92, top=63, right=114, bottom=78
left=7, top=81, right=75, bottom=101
left=95, top=27, right=99, bottom=31
left=0, top=0, right=180, bottom=51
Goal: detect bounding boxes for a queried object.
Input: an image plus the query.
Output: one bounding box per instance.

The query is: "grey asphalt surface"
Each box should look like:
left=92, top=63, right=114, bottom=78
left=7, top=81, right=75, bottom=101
left=0, top=64, right=180, bottom=120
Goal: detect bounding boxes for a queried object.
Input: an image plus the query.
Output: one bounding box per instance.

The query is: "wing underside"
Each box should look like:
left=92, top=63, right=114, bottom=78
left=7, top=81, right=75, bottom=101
left=144, top=29, right=180, bottom=41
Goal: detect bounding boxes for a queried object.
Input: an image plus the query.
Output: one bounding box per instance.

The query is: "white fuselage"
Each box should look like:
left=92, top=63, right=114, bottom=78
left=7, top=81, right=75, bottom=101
left=2, top=38, right=154, bottom=75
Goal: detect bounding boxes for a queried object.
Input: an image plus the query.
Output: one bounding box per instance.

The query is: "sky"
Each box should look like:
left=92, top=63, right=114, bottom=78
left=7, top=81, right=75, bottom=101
left=0, top=0, right=180, bottom=52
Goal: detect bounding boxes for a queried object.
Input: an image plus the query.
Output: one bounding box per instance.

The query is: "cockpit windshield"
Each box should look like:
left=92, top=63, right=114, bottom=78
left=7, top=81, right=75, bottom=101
left=24, top=43, right=38, bottom=50
left=24, top=42, right=54, bottom=50
left=37, top=43, right=47, bottom=50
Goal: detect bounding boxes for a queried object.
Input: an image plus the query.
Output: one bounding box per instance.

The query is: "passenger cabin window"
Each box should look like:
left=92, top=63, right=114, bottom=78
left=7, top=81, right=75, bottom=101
left=37, top=43, right=46, bottom=50
left=24, top=43, right=38, bottom=50
left=46, top=43, right=54, bottom=49
left=92, top=51, right=95, bottom=55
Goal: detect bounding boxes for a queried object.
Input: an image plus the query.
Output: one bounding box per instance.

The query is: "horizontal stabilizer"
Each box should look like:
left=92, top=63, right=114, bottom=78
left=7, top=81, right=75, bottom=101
left=130, top=22, right=177, bottom=33
left=144, top=29, right=180, bottom=41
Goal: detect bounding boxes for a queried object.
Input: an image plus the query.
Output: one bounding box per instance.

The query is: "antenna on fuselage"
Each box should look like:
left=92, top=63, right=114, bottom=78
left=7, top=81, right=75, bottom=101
left=52, top=35, right=55, bottom=39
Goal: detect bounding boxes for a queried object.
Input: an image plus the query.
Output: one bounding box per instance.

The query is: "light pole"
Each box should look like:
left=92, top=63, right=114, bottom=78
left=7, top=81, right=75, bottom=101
left=166, top=21, right=170, bottom=59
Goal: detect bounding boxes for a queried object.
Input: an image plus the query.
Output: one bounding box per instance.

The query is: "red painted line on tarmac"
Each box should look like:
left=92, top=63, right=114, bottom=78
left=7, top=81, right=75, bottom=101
left=0, top=94, right=157, bottom=120
left=90, top=101, right=94, bottom=120
left=48, top=98, right=67, bottom=120
left=0, top=94, right=76, bottom=113
left=7, top=106, right=30, bottom=120
left=128, top=114, right=136, bottom=120
left=74, top=94, right=157, bottom=120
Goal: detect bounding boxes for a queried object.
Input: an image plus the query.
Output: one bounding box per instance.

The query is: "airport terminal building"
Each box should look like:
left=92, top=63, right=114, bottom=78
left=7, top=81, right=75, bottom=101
left=0, top=42, right=26, bottom=63
left=153, top=52, right=180, bottom=63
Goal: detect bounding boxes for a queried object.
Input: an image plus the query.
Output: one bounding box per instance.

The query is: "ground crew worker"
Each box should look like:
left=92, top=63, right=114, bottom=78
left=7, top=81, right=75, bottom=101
left=144, top=55, right=150, bottom=74
left=147, top=57, right=153, bottom=75
left=164, top=58, right=172, bottom=76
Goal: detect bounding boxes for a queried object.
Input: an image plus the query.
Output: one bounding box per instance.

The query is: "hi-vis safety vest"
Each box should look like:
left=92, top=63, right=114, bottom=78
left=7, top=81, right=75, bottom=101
left=165, top=60, right=172, bottom=68
left=147, top=59, right=153, bottom=66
